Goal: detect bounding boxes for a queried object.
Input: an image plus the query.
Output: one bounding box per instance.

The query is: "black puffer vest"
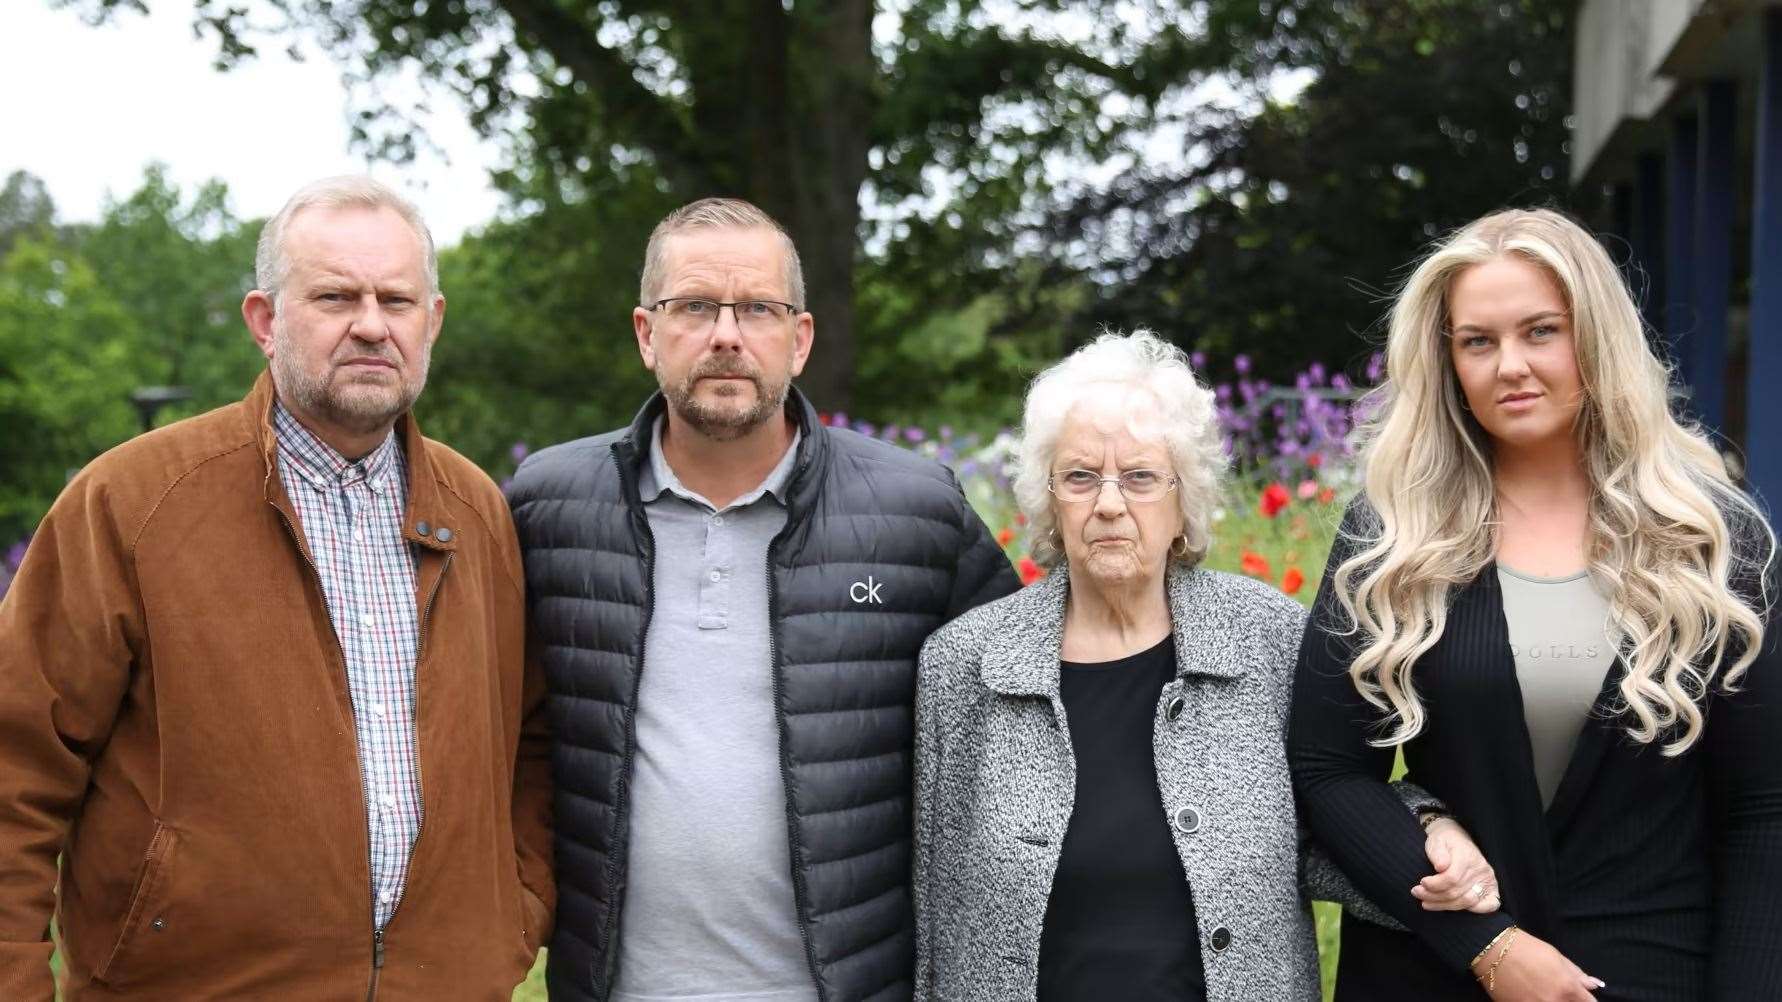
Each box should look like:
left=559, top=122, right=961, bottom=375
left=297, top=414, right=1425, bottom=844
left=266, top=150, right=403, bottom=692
left=506, top=389, right=1019, bottom=1002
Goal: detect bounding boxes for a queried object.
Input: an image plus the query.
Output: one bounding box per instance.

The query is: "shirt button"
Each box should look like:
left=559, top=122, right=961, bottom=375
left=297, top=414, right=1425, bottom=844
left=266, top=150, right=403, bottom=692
left=380, top=793, right=397, bottom=809
left=1209, top=926, right=1233, bottom=952
left=711, top=515, right=724, bottom=526
left=359, top=613, right=373, bottom=628
left=370, top=702, right=387, bottom=718
left=1165, top=696, right=1186, bottom=721
left=379, top=890, right=394, bottom=905
left=708, top=570, right=722, bottom=583
left=435, top=527, right=453, bottom=542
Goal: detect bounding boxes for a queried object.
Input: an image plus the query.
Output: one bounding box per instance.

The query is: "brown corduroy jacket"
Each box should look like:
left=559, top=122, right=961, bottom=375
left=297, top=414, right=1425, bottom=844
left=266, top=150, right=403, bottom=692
left=0, top=372, right=554, bottom=1000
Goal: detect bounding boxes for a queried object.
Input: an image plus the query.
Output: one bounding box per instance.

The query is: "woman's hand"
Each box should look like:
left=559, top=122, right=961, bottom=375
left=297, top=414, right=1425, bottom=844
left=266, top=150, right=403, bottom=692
left=1411, top=816, right=1500, bottom=912
left=1472, top=930, right=1604, bottom=1001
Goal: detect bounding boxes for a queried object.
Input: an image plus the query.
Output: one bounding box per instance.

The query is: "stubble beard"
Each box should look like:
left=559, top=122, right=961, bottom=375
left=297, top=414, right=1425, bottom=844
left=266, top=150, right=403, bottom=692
left=662, top=355, right=790, bottom=441
left=270, top=316, right=430, bottom=436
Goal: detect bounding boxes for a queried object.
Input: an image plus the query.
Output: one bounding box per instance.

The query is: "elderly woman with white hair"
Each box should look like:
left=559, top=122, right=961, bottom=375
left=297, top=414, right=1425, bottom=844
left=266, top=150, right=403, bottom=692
left=911, top=331, right=1498, bottom=1002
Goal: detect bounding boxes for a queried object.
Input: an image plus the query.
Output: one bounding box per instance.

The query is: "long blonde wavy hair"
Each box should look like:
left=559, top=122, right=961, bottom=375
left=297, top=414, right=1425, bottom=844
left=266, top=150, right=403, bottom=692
left=1334, top=208, right=1774, bottom=754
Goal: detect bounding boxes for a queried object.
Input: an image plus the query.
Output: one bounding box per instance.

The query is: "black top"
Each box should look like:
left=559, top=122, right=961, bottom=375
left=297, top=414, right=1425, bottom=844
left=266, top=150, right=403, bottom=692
left=1288, top=501, right=1782, bottom=1002
left=1038, top=636, right=1207, bottom=1002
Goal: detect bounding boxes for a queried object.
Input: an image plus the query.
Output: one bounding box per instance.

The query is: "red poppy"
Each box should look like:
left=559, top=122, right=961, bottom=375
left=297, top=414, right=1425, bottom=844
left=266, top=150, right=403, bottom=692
left=1015, top=512, right=1028, bottom=526
left=1017, top=557, right=1045, bottom=585
left=1259, top=482, right=1291, bottom=518
left=996, top=527, right=1015, bottom=547
left=1307, top=452, right=1323, bottom=469
left=1240, top=550, right=1272, bottom=580
left=1318, top=487, right=1336, bottom=505
left=1281, top=567, right=1305, bottom=595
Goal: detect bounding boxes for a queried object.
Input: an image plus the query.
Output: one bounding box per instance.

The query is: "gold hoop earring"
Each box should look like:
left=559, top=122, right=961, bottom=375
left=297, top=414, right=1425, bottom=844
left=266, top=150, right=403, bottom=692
left=1170, top=535, right=1189, bottom=558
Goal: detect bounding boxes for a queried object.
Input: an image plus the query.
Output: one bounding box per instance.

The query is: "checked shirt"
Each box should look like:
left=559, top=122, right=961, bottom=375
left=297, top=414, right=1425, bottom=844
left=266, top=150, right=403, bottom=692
left=272, top=401, right=422, bottom=930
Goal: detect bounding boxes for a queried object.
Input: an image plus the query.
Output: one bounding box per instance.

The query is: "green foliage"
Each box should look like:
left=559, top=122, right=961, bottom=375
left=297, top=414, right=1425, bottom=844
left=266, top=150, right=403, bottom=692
left=0, top=238, right=138, bottom=537
left=0, top=166, right=263, bottom=539
left=420, top=192, right=664, bottom=479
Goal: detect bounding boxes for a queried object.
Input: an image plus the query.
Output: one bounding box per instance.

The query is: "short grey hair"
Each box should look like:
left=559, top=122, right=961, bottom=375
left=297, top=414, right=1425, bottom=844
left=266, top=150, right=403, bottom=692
left=638, top=197, right=804, bottom=309
left=255, top=175, right=439, bottom=306
left=1013, top=330, right=1227, bottom=569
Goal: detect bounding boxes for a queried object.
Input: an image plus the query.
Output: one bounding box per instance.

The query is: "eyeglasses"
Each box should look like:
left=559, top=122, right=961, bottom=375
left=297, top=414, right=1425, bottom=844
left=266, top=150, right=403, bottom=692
left=1048, top=469, right=1179, bottom=503
left=649, top=298, right=801, bottom=331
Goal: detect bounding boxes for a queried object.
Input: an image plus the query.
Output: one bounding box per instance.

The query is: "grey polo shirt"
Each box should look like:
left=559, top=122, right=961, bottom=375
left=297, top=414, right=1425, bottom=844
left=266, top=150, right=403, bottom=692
left=611, top=418, right=817, bottom=1002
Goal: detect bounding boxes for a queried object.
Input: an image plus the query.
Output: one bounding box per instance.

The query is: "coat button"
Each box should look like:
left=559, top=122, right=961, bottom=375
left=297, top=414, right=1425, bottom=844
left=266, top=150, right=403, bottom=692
left=435, top=526, right=454, bottom=542
left=415, top=521, right=431, bottom=536
left=151, top=917, right=166, bottom=931
left=1209, top=926, right=1232, bottom=952
left=1165, top=696, right=1186, bottom=721
left=1173, top=806, right=1201, bottom=834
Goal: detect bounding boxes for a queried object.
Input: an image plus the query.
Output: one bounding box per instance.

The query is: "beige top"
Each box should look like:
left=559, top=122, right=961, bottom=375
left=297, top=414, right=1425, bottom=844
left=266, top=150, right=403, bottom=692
left=1497, top=565, right=1618, bottom=808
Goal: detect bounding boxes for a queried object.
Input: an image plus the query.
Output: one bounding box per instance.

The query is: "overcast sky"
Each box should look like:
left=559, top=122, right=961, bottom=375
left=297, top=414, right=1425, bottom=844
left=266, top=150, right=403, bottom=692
left=4, top=2, right=505, bottom=243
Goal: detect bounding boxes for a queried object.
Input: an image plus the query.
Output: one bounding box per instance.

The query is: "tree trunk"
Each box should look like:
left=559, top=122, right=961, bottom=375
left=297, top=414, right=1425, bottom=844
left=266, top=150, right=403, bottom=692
left=782, top=0, right=874, bottom=413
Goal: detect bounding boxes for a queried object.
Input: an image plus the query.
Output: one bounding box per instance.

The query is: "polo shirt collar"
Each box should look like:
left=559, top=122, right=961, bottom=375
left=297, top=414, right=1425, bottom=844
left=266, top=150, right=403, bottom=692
left=638, top=415, right=800, bottom=510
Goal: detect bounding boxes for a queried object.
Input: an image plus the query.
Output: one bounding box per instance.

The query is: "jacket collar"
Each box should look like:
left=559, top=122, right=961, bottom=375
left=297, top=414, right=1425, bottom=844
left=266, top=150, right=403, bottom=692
left=245, top=370, right=456, bottom=553
left=979, top=563, right=1253, bottom=697
left=612, top=384, right=830, bottom=516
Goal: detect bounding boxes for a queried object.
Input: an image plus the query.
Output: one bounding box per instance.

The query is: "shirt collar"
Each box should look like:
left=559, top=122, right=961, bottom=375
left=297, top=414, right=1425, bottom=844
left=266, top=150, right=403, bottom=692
left=638, top=415, right=801, bottom=510
left=271, top=398, right=403, bottom=496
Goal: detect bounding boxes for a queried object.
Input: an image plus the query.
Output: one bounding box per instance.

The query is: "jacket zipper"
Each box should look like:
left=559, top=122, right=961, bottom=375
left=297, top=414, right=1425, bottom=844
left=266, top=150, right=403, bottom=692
left=367, top=550, right=450, bottom=1001
left=596, top=452, right=657, bottom=998
left=765, top=530, right=828, bottom=1002
left=269, top=499, right=386, bottom=1000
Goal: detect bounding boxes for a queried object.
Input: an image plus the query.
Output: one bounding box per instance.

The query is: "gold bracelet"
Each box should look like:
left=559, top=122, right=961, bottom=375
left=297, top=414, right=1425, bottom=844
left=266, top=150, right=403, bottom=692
left=1417, top=811, right=1452, bottom=833
left=1483, top=927, right=1520, bottom=992
left=1469, top=924, right=1517, bottom=971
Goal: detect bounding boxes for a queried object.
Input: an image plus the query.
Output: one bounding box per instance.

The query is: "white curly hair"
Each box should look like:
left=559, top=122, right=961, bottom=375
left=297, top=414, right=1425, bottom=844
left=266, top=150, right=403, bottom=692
left=1013, top=329, right=1226, bottom=569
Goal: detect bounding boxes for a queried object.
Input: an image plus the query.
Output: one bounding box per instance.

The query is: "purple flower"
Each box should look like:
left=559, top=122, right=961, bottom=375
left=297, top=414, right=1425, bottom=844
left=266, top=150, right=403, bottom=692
left=1234, top=354, right=1251, bottom=375
left=904, top=427, right=926, bottom=443
left=832, top=411, right=850, bottom=429
left=1331, top=373, right=1351, bottom=391
left=1190, top=351, right=1207, bottom=369
left=1308, top=362, right=1327, bottom=385
left=939, top=425, right=953, bottom=440
left=1366, top=352, right=1386, bottom=384
left=510, top=442, right=530, bottom=464
left=1214, top=384, right=1232, bottom=402
left=854, top=421, right=876, bottom=438
left=5, top=539, right=26, bottom=571
left=883, top=424, right=902, bottom=441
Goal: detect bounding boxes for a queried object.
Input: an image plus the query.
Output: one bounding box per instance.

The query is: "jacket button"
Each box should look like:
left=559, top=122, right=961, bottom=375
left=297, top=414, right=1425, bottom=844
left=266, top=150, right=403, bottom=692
left=416, top=521, right=432, bottom=537
left=1165, top=696, right=1186, bottom=721
left=1209, top=926, right=1232, bottom=952
left=151, top=917, right=166, bottom=931
left=1173, top=806, right=1200, bottom=834
left=435, top=526, right=453, bottom=542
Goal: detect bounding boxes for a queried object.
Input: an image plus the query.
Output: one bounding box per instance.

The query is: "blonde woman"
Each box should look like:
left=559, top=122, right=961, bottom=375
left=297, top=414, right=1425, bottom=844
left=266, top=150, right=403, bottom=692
left=1289, top=208, right=1779, bottom=1001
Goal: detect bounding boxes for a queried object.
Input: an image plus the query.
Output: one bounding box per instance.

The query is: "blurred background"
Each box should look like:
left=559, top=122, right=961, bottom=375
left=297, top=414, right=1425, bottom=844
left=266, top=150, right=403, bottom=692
left=4, top=1, right=1779, bottom=995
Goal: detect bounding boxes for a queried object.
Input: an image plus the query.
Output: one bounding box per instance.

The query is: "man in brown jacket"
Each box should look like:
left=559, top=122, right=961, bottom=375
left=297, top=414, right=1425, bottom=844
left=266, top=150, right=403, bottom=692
left=0, top=176, right=553, bottom=1000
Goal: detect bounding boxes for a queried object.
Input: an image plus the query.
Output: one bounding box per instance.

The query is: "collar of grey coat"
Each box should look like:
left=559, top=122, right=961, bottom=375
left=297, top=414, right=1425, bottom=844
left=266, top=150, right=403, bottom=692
left=977, top=562, right=1253, bottom=697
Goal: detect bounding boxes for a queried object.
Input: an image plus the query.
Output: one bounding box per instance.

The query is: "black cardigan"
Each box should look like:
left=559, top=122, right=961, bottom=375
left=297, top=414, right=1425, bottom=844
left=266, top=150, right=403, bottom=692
left=1288, top=503, right=1782, bottom=1002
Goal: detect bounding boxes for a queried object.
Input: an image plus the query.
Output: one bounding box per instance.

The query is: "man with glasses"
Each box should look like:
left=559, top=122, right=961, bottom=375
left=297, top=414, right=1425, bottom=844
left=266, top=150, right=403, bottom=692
left=506, top=198, right=1019, bottom=1002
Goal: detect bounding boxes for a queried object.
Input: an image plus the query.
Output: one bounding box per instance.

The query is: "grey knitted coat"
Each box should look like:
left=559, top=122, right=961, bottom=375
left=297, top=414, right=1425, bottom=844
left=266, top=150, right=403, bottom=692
left=912, top=564, right=1410, bottom=1002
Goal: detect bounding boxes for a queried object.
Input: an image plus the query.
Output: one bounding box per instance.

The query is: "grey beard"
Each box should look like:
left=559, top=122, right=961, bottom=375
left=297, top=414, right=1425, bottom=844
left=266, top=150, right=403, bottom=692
left=663, top=369, right=789, bottom=442
left=270, top=328, right=427, bottom=435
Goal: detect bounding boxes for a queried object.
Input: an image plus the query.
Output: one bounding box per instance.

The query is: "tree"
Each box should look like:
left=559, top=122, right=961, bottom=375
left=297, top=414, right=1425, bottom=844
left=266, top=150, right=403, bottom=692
left=0, top=171, right=58, bottom=257
left=58, top=0, right=1220, bottom=410
left=1047, top=0, right=1576, bottom=379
